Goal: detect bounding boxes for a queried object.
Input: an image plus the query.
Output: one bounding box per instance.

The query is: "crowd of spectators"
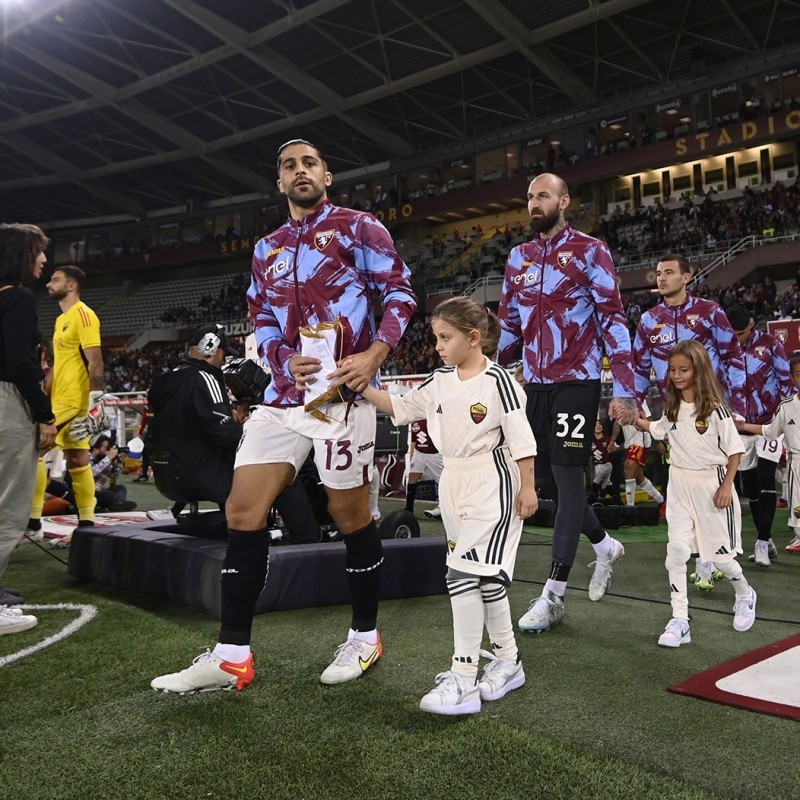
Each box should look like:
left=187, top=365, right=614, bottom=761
left=161, top=272, right=249, bottom=325
left=597, top=180, right=800, bottom=269
left=105, top=344, right=183, bottom=393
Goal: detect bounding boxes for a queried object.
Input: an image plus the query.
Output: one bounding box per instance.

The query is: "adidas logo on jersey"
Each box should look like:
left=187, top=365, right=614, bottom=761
left=670, top=423, right=677, bottom=430
left=715, top=546, right=730, bottom=555
left=436, top=404, right=443, bottom=414
left=789, top=419, right=796, bottom=425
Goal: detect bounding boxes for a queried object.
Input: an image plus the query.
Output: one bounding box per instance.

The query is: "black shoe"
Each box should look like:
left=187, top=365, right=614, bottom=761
left=0, top=588, right=25, bottom=606
left=133, top=475, right=149, bottom=483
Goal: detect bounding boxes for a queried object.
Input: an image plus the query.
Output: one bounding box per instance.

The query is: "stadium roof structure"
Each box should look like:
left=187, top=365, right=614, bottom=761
left=1, top=0, right=800, bottom=225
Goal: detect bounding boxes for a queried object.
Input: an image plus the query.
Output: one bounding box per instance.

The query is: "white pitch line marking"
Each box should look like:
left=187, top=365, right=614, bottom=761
left=0, top=603, right=98, bottom=668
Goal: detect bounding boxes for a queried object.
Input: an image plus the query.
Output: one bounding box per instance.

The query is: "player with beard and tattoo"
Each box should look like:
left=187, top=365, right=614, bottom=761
left=498, top=172, right=638, bottom=632
left=151, top=139, right=416, bottom=695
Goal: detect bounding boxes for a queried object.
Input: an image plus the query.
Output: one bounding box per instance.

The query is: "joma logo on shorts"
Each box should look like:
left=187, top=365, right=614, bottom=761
left=357, top=441, right=375, bottom=454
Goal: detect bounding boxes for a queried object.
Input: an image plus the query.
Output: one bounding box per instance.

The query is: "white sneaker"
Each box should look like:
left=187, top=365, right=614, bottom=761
left=419, top=670, right=481, bottom=715
left=423, top=507, right=442, bottom=519
left=319, top=633, right=382, bottom=684
left=477, top=650, right=525, bottom=701
left=753, top=540, right=771, bottom=567
left=587, top=538, right=625, bottom=601
left=0, top=605, right=38, bottom=635
left=750, top=539, right=779, bottom=562
left=518, top=590, right=565, bottom=633
left=768, top=538, right=778, bottom=559
left=657, top=618, right=691, bottom=648
left=151, top=649, right=255, bottom=694
left=733, top=588, right=757, bottom=632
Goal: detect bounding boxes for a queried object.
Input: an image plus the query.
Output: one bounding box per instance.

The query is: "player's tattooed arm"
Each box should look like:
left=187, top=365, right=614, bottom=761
left=608, top=396, right=637, bottom=425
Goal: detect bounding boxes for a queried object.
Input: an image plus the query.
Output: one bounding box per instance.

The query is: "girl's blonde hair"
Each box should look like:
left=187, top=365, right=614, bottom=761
left=432, top=297, right=500, bottom=357
left=664, top=339, right=727, bottom=422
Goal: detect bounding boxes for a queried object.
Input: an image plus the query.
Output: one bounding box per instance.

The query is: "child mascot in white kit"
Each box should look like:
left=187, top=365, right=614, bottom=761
left=636, top=340, right=757, bottom=647
left=352, top=297, right=538, bottom=715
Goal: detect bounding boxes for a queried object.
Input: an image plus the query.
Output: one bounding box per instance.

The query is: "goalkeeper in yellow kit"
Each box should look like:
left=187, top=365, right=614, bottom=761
left=26, top=265, right=108, bottom=547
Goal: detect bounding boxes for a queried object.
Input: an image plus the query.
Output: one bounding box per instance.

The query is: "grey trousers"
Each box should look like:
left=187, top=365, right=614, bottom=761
left=0, top=381, right=38, bottom=578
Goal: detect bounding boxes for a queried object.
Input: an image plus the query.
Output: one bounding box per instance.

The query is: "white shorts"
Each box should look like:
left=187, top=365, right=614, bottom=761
left=592, top=461, right=612, bottom=488
left=235, top=401, right=376, bottom=490
left=408, top=450, right=443, bottom=483
left=786, top=452, right=800, bottom=529
left=439, top=448, right=522, bottom=582
left=666, top=466, right=742, bottom=562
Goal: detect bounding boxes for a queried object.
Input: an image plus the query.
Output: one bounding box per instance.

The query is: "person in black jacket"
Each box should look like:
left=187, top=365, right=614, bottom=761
left=148, top=324, right=244, bottom=505
left=147, top=324, right=321, bottom=544
left=0, top=223, right=57, bottom=627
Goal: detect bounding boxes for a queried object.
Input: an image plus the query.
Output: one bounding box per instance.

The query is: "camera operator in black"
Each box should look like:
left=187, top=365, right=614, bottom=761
left=148, top=324, right=243, bottom=504
left=148, top=323, right=320, bottom=542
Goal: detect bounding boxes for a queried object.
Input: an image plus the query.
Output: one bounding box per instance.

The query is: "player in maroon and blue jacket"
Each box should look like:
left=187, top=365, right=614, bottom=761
left=152, top=139, right=416, bottom=695
left=498, top=172, right=637, bottom=634
left=249, top=193, right=415, bottom=407
left=726, top=304, right=793, bottom=565
left=632, top=254, right=746, bottom=417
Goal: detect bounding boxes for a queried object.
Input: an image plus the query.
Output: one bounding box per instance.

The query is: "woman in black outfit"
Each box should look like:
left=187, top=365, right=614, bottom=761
left=0, top=223, right=57, bottom=633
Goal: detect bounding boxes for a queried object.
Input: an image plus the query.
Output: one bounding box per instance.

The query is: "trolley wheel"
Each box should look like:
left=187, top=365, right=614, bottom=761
left=378, top=509, right=420, bottom=540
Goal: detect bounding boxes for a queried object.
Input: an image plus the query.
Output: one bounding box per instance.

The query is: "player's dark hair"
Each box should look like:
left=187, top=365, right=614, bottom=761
left=432, top=297, right=501, bottom=358
left=725, top=304, right=751, bottom=331
left=0, top=223, right=49, bottom=287
left=790, top=352, right=800, bottom=373
left=54, top=264, right=86, bottom=290
left=664, top=339, right=727, bottom=423
left=658, top=252, right=692, bottom=275
left=276, top=138, right=327, bottom=170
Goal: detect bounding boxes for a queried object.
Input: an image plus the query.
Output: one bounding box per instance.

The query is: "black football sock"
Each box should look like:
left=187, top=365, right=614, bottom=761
left=343, top=521, right=383, bottom=631
left=405, top=482, right=418, bottom=513
left=218, top=528, right=270, bottom=646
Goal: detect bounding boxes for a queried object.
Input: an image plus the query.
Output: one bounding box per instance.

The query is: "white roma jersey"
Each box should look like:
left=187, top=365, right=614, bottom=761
left=763, top=394, right=800, bottom=453
left=649, top=401, right=744, bottom=469
left=388, top=357, right=537, bottom=462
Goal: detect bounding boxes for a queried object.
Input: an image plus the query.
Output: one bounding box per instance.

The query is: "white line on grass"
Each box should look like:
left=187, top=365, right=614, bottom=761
left=0, top=603, right=98, bottom=668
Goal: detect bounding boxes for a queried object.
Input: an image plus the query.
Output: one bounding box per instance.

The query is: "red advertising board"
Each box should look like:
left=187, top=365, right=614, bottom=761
left=767, top=320, right=800, bottom=353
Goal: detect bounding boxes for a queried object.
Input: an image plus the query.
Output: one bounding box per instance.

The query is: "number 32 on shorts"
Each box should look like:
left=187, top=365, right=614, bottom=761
left=555, top=413, right=586, bottom=440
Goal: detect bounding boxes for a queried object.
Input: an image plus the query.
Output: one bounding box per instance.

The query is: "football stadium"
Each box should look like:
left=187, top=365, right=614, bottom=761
left=3, top=2, right=800, bottom=798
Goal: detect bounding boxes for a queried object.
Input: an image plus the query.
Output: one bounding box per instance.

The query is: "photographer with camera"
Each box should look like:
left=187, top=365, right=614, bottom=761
left=89, top=435, right=137, bottom=512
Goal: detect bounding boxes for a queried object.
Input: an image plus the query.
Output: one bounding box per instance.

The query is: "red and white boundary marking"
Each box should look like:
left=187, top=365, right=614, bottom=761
left=668, top=632, right=800, bottom=720
left=0, top=603, right=98, bottom=668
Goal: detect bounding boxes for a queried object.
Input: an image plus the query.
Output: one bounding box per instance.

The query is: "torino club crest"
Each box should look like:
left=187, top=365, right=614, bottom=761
left=314, top=229, right=336, bottom=250
left=687, top=314, right=700, bottom=329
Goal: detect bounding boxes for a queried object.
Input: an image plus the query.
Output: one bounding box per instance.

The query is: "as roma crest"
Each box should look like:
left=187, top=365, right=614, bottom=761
left=470, top=402, right=487, bottom=424
left=314, top=229, right=336, bottom=250
left=687, top=314, right=700, bottom=329
left=557, top=251, right=573, bottom=267
left=695, top=419, right=709, bottom=435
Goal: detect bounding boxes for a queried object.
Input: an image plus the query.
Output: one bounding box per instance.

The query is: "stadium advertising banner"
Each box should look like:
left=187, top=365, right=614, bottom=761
left=767, top=320, right=800, bottom=353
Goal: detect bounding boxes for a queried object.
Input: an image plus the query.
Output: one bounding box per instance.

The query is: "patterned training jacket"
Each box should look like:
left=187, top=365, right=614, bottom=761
left=248, top=200, right=417, bottom=407
left=632, top=294, right=746, bottom=416
left=498, top=224, right=635, bottom=398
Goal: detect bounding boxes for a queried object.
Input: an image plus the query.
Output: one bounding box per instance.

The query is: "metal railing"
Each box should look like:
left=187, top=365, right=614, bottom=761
left=690, top=231, right=800, bottom=286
